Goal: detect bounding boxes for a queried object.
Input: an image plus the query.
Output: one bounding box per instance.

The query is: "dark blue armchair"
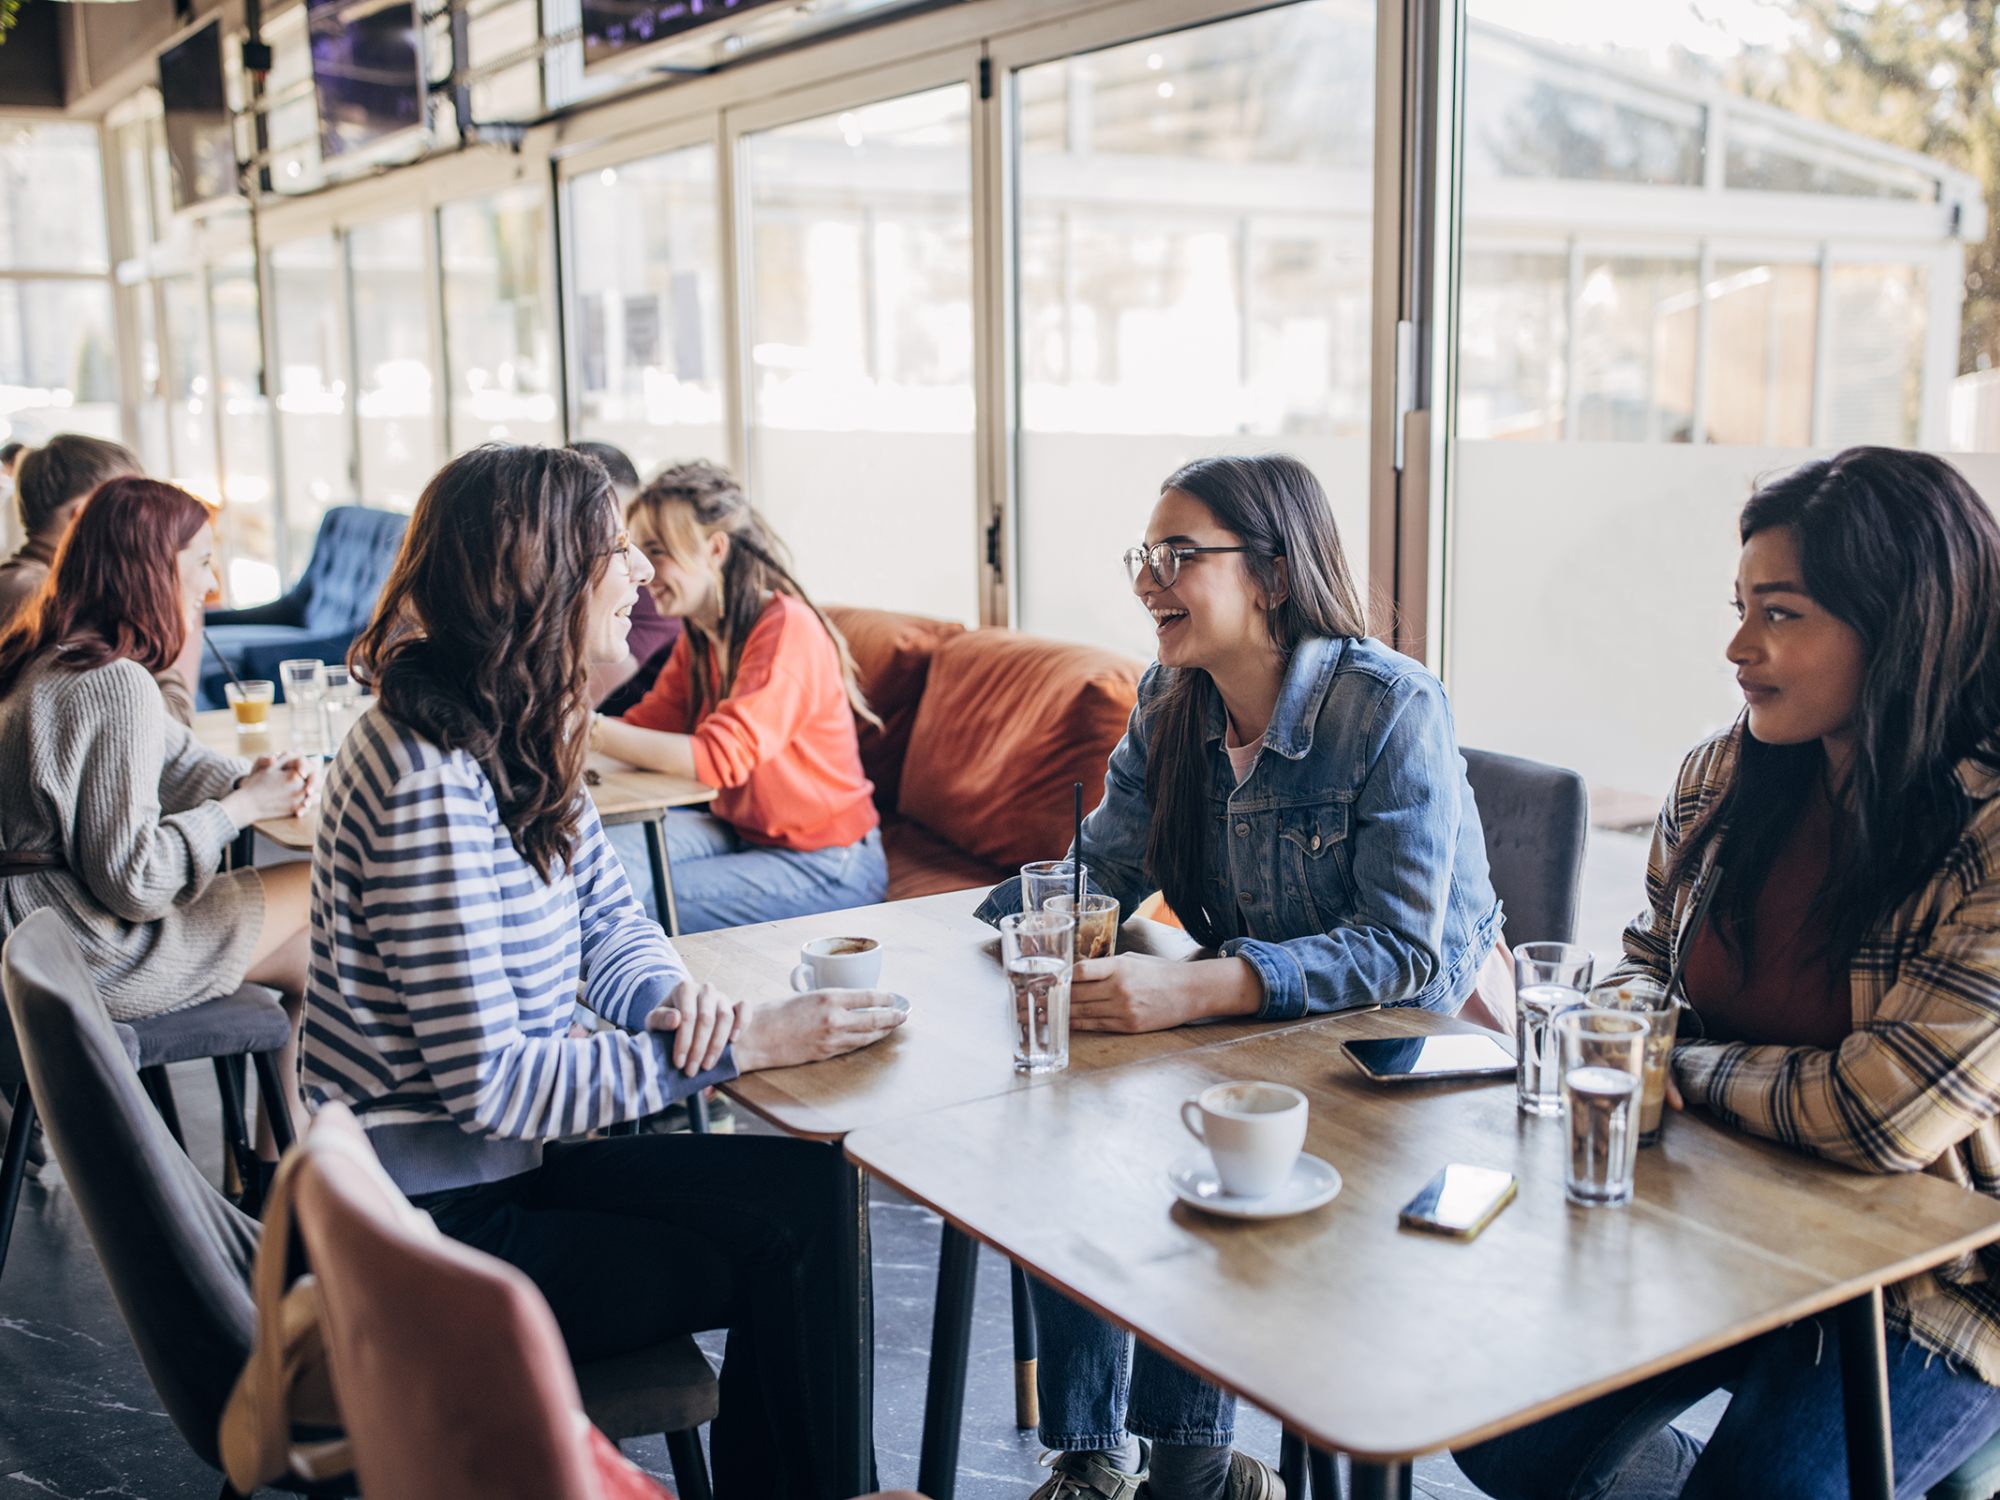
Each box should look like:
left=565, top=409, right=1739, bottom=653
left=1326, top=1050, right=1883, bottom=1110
left=199, top=505, right=409, bottom=709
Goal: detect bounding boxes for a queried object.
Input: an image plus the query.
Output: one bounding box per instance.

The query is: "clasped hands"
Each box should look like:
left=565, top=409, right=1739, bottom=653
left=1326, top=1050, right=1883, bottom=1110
left=642, top=980, right=904, bottom=1075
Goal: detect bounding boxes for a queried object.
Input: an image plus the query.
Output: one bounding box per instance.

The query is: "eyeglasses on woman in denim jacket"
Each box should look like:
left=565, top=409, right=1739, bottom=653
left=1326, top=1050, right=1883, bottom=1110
left=975, top=634, right=1502, bottom=1020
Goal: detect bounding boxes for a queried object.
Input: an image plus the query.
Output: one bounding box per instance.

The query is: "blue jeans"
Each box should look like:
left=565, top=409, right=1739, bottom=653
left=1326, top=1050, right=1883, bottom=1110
left=1032, top=1278, right=1235, bottom=1449
left=1453, top=1318, right=2000, bottom=1500
left=608, top=812, right=888, bottom=936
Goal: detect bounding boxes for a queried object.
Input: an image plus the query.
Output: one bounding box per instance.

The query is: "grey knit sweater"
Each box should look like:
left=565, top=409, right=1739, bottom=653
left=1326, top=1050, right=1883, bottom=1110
left=0, top=650, right=262, bottom=1020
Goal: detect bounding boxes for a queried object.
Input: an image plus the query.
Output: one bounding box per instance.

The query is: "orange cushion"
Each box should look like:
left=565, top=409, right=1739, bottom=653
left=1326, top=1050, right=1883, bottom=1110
left=879, top=813, right=1012, bottom=902
left=898, top=630, right=1144, bottom=871
left=824, top=605, right=967, bottom=813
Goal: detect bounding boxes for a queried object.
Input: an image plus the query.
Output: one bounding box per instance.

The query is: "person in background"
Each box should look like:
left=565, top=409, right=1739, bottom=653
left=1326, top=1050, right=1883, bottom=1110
left=0, top=435, right=201, bottom=724
left=1454, top=448, right=2000, bottom=1498
left=0, top=477, right=318, bottom=1157
left=595, top=460, right=888, bottom=934
left=569, top=441, right=681, bottom=713
left=306, top=443, right=903, bottom=1500
left=975, top=454, right=1499, bottom=1500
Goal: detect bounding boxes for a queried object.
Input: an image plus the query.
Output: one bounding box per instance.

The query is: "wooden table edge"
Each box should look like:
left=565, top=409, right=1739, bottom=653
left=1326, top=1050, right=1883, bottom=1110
left=845, top=1136, right=2000, bottom=1464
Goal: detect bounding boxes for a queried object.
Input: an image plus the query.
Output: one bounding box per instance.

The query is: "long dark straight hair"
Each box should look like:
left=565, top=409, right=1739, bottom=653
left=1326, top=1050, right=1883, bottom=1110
left=350, top=445, right=617, bottom=882
left=1664, top=447, right=2000, bottom=969
left=627, top=460, right=877, bottom=726
left=0, top=476, right=208, bottom=698
left=1143, top=455, right=1368, bottom=946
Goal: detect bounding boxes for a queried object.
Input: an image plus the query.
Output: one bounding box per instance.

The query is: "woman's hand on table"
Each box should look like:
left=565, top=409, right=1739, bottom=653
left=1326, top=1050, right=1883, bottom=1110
left=222, top=753, right=319, bottom=826
left=729, top=990, right=906, bottom=1071
left=1066, top=953, right=1264, bottom=1033
left=644, top=980, right=743, bottom=1075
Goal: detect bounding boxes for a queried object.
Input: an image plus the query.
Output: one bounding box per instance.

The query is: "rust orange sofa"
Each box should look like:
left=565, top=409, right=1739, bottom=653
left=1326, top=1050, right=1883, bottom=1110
left=824, top=606, right=1147, bottom=902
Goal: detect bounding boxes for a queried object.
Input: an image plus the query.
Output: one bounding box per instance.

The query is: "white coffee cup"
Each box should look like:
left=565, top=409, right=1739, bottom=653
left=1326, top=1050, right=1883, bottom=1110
left=1179, top=1081, right=1309, bottom=1198
left=790, top=936, right=883, bottom=992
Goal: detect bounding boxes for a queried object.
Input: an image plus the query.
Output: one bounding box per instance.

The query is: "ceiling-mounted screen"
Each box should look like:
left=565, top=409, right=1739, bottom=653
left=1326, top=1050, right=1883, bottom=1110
left=158, top=22, right=239, bottom=210
left=310, top=0, right=426, bottom=160
left=582, top=0, right=785, bottom=71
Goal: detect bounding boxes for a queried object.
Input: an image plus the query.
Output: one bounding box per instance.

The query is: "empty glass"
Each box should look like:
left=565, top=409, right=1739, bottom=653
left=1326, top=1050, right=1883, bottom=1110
left=1000, top=910, right=1074, bottom=1075
left=1020, top=860, right=1079, bottom=920
left=1559, top=1009, right=1649, bottom=1207
left=1595, top=979, right=1678, bottom=1147
left=279, top=658, right=327, bottom=755
left=321, top=662, right=359, bottom=748
left=1515, top=942, right=1595, bottom=1117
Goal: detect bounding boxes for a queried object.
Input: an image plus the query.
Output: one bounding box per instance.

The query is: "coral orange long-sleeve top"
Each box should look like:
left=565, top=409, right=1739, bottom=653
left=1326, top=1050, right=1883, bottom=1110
left=619, top=593, right=878, bottom=853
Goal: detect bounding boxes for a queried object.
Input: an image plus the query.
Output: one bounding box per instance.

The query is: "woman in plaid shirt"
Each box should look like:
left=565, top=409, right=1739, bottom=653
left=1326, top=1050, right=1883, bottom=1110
left=1459, top=448, right=2000, bottom=1499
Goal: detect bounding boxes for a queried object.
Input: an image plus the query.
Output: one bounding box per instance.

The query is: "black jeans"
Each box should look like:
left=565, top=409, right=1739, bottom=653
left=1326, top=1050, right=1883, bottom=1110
left=416, top=1132, right=855, bottom=1500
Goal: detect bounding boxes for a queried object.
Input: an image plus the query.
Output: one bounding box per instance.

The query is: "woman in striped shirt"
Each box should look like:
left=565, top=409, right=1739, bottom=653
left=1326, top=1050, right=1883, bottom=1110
left=302, top=444, right=903, bottom=1500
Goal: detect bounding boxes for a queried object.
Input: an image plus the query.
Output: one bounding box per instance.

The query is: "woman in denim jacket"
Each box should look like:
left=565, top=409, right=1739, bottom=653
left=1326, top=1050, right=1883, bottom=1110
left=976, top=454, right=1500, bottom=1500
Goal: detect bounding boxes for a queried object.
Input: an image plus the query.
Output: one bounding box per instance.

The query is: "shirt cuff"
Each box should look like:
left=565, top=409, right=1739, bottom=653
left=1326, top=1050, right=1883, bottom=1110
left=1224, top=938, right=1294, bottom=1020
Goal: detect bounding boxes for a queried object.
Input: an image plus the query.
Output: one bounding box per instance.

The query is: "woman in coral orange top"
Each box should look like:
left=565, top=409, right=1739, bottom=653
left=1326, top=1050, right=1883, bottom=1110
left=595, top=461, right=886, bottom=933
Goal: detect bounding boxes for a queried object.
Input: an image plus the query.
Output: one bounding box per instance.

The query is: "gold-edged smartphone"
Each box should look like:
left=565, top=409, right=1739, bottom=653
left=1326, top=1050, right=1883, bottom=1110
left=1397, top=1165, right=1518, bottom=1242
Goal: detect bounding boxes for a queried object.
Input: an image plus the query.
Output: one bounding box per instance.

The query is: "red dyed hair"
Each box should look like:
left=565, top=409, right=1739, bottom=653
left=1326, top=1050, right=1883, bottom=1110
left=0, top=477, right=211, bottom=698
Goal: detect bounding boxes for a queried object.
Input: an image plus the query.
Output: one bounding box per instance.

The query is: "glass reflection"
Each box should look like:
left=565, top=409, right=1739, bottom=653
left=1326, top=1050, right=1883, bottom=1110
left=350, top=213, right=438, bottom=507
left=440, top=183, right=558, bottom=451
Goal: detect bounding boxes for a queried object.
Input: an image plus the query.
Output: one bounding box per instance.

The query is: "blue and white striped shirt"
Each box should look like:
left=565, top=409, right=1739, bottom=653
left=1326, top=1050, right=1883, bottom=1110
left=303, top=704, right=732, bottom=1192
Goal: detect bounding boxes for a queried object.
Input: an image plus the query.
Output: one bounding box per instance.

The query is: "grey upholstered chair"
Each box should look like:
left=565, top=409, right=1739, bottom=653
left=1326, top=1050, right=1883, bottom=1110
left=1461, top=747, right=1591, bottom=948
left=1, top=910, right=721, bottom=1500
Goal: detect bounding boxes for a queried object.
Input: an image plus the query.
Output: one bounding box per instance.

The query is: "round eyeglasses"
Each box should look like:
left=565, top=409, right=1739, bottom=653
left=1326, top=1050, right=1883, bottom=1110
left=1122, top=541, right=1248, bottom=590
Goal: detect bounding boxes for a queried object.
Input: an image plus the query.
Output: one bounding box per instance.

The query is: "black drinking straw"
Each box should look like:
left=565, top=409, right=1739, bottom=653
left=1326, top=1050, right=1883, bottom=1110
left=203, top=631, right=247, bottom=695
left=1071, top=782, right=1084, bottom=932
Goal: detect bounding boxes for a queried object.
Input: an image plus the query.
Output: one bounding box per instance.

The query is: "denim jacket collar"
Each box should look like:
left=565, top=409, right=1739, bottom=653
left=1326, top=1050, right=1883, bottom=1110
left=1200, top=636, right=1346, bottom=761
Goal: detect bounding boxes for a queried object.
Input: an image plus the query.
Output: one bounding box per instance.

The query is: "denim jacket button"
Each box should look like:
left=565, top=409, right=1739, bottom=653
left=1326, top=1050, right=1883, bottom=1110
left=1238, top=891, right=1253, bottom=905
left=1310, top=834, right=1321, bottom=851
left=1235, top=823, right=1250, bottom=837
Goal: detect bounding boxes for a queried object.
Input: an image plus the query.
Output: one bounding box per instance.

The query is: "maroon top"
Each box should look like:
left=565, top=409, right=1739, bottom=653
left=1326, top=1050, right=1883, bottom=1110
left=623, top=586, right=681, bottom=666
left=1683, top=778, right=1854, bottom=1050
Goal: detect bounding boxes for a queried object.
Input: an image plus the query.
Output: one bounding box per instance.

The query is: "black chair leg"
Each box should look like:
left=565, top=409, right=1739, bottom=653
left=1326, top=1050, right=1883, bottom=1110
left=139, top=1065, right=186, bottom=1149
left=662, top=1427, right=713, bottom=1500
left=0, top=1083, right=37, bottom=1280
left=1280, top=1432, right=1309, bottom=1498
left=1011, top=1261, right=1039, bottom=1429
left=213, top=1057, right=260, bottom=1212
left=688, top=1091, right=711, bottom=1134
left=251, top=1049, right=297, bottom=1153
left=1309, top=1445, right=1343, bottom=1500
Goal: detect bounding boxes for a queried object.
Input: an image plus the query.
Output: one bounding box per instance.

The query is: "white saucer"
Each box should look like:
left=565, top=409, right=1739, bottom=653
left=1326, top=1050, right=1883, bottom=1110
left=856, top=992, right=911, bottom=1017
left=1167, top=1151, right=1342, bottom=1219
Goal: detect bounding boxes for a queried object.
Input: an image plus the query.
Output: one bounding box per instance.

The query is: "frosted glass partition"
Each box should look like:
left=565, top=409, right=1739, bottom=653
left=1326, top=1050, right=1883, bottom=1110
left=743, top=84, right=976, bottom=623
left=0, top=280, right=120, bottom=450
left=1014, top=0, right=1376, bottom=664
left=349, top=213, right=438, bottom=508
left=440, top=183, right=559, bottom=453
left=160, top=272, right=220, bottom=505
left=270, top=234, right=356, bottom=571
left=210, top=257, right=281, bottom=603
left=0, top=122, right=110, bottom=273
left=568, top=144, right=724, bottom=481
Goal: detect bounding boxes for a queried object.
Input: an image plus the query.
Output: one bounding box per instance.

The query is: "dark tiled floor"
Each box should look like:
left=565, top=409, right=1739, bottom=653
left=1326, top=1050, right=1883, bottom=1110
left=0, top=830, right=1719, bottom=1500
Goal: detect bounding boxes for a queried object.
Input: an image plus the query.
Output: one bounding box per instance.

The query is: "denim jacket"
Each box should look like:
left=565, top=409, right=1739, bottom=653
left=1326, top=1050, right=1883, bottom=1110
left=974, top=635, right=1500, bottom=1020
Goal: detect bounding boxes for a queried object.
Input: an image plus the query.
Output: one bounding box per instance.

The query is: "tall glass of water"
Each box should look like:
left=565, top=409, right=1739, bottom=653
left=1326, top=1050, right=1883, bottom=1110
left=320, top=663, right=358, bottom=749
left=1020, top=860, right=1078, bottom=918
left=279, top=658, right=327, bottom=756
left=1559, top=1009, right=1648, bottom=1207
left=1000, top=910, right=1074, bottom=1075
left=1514, top=942, right=1594, bottom=1117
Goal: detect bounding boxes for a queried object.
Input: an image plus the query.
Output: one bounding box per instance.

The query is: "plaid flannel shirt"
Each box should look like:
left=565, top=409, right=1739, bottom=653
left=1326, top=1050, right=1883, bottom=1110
left=1606, top=730, right=2000, bottom=1384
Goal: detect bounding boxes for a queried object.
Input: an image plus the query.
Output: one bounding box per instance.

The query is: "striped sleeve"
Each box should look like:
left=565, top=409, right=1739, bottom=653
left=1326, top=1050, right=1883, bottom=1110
left=565, top=797, right=695, bottom=1028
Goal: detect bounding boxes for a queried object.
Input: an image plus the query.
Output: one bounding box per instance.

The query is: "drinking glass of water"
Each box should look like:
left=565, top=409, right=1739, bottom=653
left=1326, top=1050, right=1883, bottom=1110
left=279, top=658, right=327, bottom=756
left=1000, top=910, right=1074, bottom=1075
left=321, top=663, right=358, bottom=749
left=1514, top=942, right=1594, bottom=1117
left=1558, top=1008, right=1649, bottom=1207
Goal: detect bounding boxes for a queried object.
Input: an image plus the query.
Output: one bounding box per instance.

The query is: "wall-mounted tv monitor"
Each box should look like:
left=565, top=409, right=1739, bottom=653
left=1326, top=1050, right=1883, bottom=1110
left=159, top=22, right=239, bottom=210
left=581, top=0, right=785, bottom=72
left=310, top=0, right=426, bottom=160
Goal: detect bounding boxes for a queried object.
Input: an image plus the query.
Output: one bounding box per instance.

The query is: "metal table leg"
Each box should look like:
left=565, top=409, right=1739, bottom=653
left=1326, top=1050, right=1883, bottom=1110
left=1010, top=1260, right=1039, bottom=1429
left=1309, top=1446, right=1342, bottom=1500
left=642, top=816, right=680, bottom=938
left=835, top=1154, right=876, bottom=1498
left=1839, top=1288, right=1894, bottom=1500
left=917, top=1224, right=980, bottom=1500
left=1279, top=1433, right=1307, bottom=1497
left=1348, top=1460, right=1409, bottom=1500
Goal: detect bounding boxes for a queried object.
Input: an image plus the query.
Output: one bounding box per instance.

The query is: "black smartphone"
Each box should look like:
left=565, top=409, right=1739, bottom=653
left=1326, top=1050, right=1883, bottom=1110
left=1398, top=1165, right=1518, bottom=1241
left=1341, top=1033, right=1517, bottom=1083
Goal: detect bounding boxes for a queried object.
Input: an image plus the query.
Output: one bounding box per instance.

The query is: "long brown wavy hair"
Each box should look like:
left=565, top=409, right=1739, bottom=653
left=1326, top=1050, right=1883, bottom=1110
left=627, top=460, right=877, bottom=727
left=0, top=476, right=209, bottom=698
left=350, top=445, right=618, bottom=882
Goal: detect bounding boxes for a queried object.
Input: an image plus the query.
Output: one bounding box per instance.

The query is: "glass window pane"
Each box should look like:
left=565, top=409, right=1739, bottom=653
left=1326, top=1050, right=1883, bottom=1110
left=161, top=272, right=220, bottom=503
left=1826, top=264, right=1926, bottom=447
left=128, top=283, right=169, bottom=475
left=567, top=144, right=722, bottom=480
left=271, top=234, right=356, bottom=570
left=211, top=257, right=281, bottom=604
left=0, top=121, right=110, bottom=272
left=350, top=213, right=439, bottom=507
left=1457, top=250, right=1567, bottom=439
left=1015, top=1, right=1375, bottom=662
left=744, top=84, right=975, bottom=622
left=0, top=280, right=121, bottom=448
left=1573, top=256, right=1697, bottom=443
left=1704, top=262, right=1818, bottom=447
left=440, top=183, right=558, bottom=451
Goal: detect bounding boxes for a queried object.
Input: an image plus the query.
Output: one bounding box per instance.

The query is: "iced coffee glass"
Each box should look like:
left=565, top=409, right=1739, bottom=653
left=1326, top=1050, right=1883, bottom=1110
left=1595, top=979, right=1677, bottom=1147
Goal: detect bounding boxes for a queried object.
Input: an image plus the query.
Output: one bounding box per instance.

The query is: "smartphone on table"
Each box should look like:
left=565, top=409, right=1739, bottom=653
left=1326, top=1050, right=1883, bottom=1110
left=1398, top=1165, right=1518, bottom=1242
left=1341, top=1032, right=1516, bottom=1084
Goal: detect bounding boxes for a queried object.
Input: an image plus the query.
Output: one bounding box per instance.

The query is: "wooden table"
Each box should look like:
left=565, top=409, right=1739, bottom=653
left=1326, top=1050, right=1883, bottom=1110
left=844, top=1006, right=2000, bottom=1500
left=672, top=889, right=1362, bottom=1497
left=190, top=708, right=717, bottom=929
